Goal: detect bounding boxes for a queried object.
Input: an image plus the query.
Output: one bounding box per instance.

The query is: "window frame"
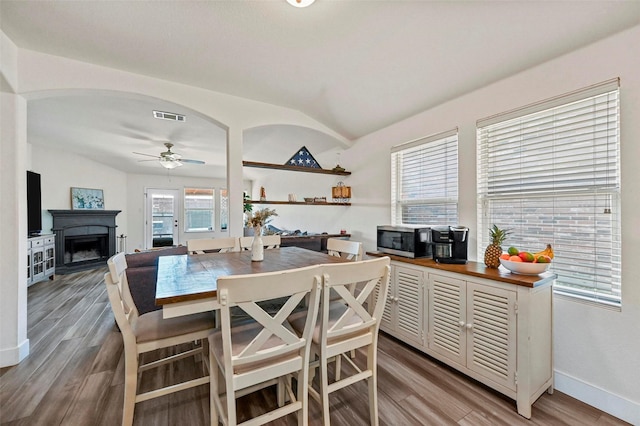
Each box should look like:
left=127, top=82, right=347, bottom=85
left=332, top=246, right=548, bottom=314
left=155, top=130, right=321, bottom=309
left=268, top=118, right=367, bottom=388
left=476, top=78, right=621, bottom=307
left=391, top=128, right=459, bottom=226
left=183, top=187, right=215, bottom=233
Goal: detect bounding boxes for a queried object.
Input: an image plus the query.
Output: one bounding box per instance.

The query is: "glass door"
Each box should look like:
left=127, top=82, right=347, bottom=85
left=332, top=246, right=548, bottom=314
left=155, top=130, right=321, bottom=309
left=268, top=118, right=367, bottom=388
left=146, top=189, right=181, bottom=249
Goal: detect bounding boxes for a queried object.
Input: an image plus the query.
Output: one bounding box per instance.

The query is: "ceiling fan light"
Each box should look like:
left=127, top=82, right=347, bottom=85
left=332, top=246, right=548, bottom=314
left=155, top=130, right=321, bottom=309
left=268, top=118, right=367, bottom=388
left=160, top=159, right=182, bottom=169
left=286, top=0, right=315, bottom=8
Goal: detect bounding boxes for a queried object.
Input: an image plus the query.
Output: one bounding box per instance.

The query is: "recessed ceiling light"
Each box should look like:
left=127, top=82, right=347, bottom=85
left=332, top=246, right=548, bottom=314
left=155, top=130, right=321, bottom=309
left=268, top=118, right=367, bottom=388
left=286, top=0, right=315, bottom=8
left=153, top=110, right=186, bottom=122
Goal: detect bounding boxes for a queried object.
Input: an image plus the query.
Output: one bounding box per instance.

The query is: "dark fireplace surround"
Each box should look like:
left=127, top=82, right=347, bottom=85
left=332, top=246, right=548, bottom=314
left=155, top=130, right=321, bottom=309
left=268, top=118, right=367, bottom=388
left=49, top=210, right=121, bottom=274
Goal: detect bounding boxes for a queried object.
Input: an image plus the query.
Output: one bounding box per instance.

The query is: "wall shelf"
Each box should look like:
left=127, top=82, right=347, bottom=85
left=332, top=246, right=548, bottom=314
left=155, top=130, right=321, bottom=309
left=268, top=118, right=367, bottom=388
left=247, top=200, right=351, bottom=206
left=243, top=161, right=351, bottom=176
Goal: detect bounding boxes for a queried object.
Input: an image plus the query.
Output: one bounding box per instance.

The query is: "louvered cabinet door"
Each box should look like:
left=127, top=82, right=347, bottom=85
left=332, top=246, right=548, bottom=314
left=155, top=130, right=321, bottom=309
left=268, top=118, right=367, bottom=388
left=378, top=267, right=395, bottom=334
left=427, top=274, right=466, bottom=366
left=394, top=265, right=424, bottom=346
left=466, top=282, right=517, bottom=391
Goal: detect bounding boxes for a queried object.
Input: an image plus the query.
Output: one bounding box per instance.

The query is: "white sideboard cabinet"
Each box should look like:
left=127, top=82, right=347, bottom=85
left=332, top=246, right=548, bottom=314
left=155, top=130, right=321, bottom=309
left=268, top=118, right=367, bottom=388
left=368, top=253, right=554, bottom=419
left=28, top=234, right=55, bottom=286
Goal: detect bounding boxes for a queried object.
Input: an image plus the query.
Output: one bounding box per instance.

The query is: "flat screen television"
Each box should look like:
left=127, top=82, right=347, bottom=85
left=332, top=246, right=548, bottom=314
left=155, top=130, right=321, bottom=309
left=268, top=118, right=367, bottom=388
left=27, top=170, right=42, bottom=236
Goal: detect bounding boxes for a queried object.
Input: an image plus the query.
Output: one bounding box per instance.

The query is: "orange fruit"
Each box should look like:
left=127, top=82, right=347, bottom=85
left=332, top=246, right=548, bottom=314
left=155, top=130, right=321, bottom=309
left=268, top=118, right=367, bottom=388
left=509, top=255, right=522, bottom=262
left=500, top=253, right=510, bottom=260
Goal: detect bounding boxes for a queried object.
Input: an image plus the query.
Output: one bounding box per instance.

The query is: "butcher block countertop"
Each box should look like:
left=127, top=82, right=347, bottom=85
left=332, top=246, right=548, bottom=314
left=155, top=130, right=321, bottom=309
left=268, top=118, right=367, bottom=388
left=366, top=251, right=555, bottom=288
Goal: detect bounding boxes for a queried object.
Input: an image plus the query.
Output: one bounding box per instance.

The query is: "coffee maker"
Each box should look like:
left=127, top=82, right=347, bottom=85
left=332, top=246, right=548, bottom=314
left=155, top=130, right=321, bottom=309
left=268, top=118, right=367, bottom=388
left=431, top=226, right=469, bottom=264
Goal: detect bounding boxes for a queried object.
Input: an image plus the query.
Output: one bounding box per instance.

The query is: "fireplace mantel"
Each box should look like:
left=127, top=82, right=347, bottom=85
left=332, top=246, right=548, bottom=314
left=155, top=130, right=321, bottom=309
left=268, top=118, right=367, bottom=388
left=49, top=210, right=121, bottom=273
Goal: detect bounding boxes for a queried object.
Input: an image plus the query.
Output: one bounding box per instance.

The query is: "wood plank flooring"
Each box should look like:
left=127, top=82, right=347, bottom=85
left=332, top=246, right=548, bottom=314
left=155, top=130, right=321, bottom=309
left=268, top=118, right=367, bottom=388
left=0, top=268, right=630, bottom=425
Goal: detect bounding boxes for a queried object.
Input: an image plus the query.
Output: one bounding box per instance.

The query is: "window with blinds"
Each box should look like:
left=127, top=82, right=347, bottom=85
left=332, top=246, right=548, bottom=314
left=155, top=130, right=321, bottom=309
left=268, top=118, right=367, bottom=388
left=391, top=129, right=458, bottom=225
left=184, top=187, right=215, bottom=232
left=477, top=79, right=621, bottom=307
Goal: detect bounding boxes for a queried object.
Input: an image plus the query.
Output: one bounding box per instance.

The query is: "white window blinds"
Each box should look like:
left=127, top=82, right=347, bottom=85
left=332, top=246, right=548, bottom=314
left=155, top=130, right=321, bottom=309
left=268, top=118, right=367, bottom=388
left=391, top=129, right=458, bottom=225
left=184, top=187, right=215, bottom=232
left=477, top=79, right=621, bottom=307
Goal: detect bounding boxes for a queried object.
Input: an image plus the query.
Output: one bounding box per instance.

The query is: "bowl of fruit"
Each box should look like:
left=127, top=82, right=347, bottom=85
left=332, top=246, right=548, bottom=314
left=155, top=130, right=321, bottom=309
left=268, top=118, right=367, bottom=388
left=499, top=245, right=553, bottom=275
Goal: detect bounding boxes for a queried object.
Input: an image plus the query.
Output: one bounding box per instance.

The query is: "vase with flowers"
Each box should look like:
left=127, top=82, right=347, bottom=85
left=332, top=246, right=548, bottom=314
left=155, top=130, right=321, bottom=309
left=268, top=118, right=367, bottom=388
left=245, top=208, right=277, bottom=261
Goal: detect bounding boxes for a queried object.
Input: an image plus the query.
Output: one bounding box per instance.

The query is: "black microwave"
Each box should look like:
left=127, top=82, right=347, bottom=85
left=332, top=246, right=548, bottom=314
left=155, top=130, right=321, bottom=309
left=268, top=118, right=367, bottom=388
left=377, top=225, right=432, bottom=258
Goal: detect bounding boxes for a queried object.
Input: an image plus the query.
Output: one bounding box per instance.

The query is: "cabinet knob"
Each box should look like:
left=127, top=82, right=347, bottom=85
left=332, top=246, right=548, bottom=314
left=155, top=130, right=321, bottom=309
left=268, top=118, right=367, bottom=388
left=465, top=323, right=474, bottom=330
left=394, top=297, right=399, bottom=302
left=458, top=321, right=465, bottom=327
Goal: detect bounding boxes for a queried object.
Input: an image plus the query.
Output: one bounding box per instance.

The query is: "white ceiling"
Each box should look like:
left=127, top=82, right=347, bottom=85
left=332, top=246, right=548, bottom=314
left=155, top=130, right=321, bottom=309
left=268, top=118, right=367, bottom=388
left=2, top=1, right=639, bottom=179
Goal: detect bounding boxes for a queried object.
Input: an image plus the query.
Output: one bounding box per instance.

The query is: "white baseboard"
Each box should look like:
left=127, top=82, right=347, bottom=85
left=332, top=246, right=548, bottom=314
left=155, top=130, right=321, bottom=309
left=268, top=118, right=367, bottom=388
left=0, top=338, right=29, bottom=368
left=554, top=370, right=639, bottom=425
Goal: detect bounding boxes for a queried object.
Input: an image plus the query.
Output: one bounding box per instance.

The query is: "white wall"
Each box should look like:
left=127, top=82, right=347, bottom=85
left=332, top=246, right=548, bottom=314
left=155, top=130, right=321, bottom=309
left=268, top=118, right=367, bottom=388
left=31, top=144, right=128, bottom=235
left=343, top=26, right=640, bottom=423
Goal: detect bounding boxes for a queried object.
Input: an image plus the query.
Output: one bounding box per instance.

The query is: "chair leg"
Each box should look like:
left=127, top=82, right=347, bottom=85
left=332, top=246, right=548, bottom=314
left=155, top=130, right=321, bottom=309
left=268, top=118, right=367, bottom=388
left=367, top=345, right=379, bottom=426
left=225, top=373, right=237, bottom=426
left=298, top=369, right=308, bottom=426
left=210, top=351, right=218, bottom=426
left=319, top=352, right=331, bottom=426
left=277, top=376, right=286, bottom=407
left=122, top=352, right=139, bottom=426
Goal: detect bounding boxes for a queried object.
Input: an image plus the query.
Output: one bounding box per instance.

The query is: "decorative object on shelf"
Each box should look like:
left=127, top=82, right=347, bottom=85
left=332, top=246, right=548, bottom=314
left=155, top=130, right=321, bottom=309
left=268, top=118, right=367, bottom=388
left=243, top=161, right=350, bottom=175
left=245, top=208, right=277, bottom=262
left=332, top=152, right=346, bottom=173
left=313, top=197, right=327, bottom=203
left=484, top=224, right=511, bottom=268
left=332, top=181, right=352, bottom=203
left=286, top=146, right=321, bottom=169
left=288, top=194, right=297, bottom=202
left=71, top=187, right=104, bottom=210
left=304, top=197, right=314, bottom=203
left=259, top=186, right=267, bottom=201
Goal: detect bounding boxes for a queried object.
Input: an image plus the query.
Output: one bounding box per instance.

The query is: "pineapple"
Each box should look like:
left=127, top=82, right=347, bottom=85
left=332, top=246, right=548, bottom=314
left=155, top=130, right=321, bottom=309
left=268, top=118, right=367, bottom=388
left=484, top=225, right=511, bottom=268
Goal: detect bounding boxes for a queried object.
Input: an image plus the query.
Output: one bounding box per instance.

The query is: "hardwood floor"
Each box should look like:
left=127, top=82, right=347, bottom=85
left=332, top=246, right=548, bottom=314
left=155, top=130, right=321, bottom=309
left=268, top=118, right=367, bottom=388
left=0, top=268, right=630, bottom=425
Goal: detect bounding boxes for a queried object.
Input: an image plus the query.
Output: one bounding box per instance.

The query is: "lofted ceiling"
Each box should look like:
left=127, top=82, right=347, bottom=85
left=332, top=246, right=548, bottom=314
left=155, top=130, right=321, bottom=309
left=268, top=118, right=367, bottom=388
left=2, top=1, right=639, bottom=179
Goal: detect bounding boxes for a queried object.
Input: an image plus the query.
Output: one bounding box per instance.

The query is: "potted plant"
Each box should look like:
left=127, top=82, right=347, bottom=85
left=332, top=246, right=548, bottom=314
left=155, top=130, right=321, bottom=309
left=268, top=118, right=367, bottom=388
left=243, top=193, right=253, bottom=236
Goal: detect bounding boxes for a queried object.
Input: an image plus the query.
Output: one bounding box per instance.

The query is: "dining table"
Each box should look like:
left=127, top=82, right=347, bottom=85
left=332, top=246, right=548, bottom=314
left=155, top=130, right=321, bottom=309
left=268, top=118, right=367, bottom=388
left=156, top=246, right=347, bottom=319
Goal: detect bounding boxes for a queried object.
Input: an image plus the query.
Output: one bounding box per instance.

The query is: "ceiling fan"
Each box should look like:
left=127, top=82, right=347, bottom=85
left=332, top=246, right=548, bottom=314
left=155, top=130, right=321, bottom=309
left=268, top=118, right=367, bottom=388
left=134, top=143, right=205, bottom=169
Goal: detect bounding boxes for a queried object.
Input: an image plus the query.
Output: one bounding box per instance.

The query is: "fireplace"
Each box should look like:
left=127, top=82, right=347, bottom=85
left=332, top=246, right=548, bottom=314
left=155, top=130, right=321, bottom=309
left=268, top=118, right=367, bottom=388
left=49, top=210, right=121, bottom=274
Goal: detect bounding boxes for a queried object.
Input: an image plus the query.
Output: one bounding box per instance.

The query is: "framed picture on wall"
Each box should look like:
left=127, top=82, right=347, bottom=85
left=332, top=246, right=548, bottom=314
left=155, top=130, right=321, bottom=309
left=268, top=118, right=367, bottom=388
left=71, top=187, right=104, bottom=210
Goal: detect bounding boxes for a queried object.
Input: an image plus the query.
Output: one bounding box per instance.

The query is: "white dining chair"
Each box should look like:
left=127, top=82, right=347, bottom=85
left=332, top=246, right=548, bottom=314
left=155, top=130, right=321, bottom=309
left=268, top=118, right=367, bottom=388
left=239, top=234, right=281, bottom=250
left=325, top=238, right=364, bottom=368
left=105, top=253, right=215, bottom=426
left=209, top=265, right=322, bottom=426
left=187, top=237, right=237, bottom=254
left=289, top=257, right=391, bottom=426
left=326, top=238, right=363, bottom=261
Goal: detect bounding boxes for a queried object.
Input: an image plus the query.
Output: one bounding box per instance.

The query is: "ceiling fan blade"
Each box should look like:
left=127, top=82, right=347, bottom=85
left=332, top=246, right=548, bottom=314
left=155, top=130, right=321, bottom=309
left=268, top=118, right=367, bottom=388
left=137, top=159, right=158, bottom=163
left=133, top=152, right=161, bottom=158
left=180, top=159, right=205, bottom=165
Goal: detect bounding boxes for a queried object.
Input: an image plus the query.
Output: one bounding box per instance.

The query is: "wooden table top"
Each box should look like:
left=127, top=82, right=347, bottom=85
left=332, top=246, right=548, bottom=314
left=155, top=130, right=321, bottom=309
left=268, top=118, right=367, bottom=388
left=156, top=246, right=346, bottom=305
left=366, top=251, right=556, bottom=288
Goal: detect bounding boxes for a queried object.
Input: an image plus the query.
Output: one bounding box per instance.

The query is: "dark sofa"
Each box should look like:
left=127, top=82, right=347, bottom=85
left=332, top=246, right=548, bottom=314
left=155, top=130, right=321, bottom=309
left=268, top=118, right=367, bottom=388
left=124, top=246, right=188, bottom=314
